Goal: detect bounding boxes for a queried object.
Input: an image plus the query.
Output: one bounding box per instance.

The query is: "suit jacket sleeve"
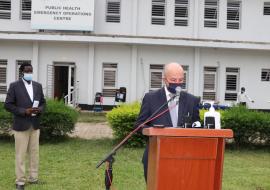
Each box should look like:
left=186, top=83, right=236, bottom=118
left=4, top=83, right=26, bottom=116
left=192, top=96, right=200, bottom=123
left=135, top=93, right=151, bottom=132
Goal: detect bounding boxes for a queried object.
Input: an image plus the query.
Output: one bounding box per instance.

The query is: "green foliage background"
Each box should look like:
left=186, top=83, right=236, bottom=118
left=107, top=103, right=270, bottom=147
left=0, top=100, right=79, bottom=141
left=106, top=102, right=147, bottom=147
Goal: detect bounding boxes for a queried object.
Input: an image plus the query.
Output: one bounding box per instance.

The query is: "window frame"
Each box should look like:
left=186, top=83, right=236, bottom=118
left=204, top=0, right=219, bottom=28
left=174, top=0, right=189, bottom=27
left=264, top=2, right=270, bottom=15
left=227, top=0, right=241, bottom=29
left=182, top=65, right=189, bottom=91
left=105, top=0, right=121, bottom=23
left=102, top=63, right=118, bottom=97
left=0, top=59, right=7, bottom=95
left=261, top=68, right=270, bottom=81
left=224, top=67, right=240, bottom=101
left=151, top=0, right=166, bottom=25
left=0, top=0, right=11, bottom=20
left=203, top=67, right=217, bottom=101
left=149, top=64, right=164, bottom=91
left=20, top=0, right=31, bottom=20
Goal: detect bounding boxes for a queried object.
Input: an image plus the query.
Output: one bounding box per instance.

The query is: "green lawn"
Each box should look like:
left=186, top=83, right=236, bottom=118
left=0, top=138, right=269, bottom=190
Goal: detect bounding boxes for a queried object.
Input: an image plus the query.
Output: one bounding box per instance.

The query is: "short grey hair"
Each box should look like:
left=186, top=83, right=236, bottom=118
left=164, top=62, right=183, bottom=77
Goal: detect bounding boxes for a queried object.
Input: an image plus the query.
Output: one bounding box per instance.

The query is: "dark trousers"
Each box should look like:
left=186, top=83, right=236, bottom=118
left=143, top=161, right=148, bottom=182
left=142, top=146, right=149, bottom=182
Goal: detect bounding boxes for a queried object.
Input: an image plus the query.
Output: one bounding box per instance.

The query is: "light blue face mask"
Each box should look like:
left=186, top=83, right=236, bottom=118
left=23, top=73, right=33, bottom=81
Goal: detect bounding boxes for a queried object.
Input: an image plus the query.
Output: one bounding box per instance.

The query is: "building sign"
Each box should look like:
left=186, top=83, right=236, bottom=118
left=31, top=0, right=95, bottom=31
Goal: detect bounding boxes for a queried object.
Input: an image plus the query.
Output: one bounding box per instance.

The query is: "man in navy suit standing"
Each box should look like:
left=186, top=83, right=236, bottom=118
left=5, top=63, right=46, bottom=190
left=136, top=62, right=200, bottom=182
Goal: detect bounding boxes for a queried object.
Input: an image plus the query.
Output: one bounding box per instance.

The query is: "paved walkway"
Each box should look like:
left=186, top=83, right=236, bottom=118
left=69, top=122, right=113, bottom=139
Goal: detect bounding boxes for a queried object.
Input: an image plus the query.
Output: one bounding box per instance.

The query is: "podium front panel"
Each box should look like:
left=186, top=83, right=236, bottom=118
left=147, top=136, right=224, bottom=190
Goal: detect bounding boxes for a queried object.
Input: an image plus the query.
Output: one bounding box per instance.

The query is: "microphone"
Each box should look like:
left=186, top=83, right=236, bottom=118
left=175, top=86, right=182, bottom=96
left=173, top=86, right=182, bottom=103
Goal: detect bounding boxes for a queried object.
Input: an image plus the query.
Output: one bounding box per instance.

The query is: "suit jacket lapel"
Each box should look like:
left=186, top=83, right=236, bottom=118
left=160, top=88, right=173, bottom=127
left=19, top=79, right=33, bottom=104
left=177, top=91, right=187, bottom=126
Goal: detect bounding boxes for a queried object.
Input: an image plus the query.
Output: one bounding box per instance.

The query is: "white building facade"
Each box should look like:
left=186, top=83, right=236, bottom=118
left=0, top=0, right=270, bottom=109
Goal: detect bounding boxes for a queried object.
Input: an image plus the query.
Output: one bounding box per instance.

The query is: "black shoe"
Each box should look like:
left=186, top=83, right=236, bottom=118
left=15, top=184, right=24, bottom=190
left=29, top=180, right=38, bottom=184
left=29, top=180, right=45, bottom=185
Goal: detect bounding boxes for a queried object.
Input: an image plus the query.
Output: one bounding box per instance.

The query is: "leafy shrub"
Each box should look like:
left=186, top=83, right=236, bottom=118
left=40, top=99, right=79, bottom=141
left=0, top=102, right=12, bottom=137
left=222, top=106, right=270, bottom=146
left=107, top=102, right=146, bottom=147
left=0, top=100, right=79, bottom=141
left=107, top=102, right=270, bottom=147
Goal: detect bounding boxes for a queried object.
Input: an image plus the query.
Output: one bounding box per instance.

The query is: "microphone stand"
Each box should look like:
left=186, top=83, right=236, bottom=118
left=96, top=93, right=179, bottom=190
left=105, top=155, right=114, bottom=190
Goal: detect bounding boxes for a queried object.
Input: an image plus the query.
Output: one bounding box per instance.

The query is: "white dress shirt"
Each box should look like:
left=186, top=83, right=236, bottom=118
left=237, top=92, right=253, bottom=103
left=22, top=78, right=33, bottom=102
left=164, top=86, right=179, bottom=127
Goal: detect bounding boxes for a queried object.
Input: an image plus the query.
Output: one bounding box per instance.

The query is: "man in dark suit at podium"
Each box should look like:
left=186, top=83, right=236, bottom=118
left=136, top=62, right=200, bottom=182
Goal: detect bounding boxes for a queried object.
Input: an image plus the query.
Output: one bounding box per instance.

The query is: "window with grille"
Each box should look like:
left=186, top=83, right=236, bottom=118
left=21, top=0, right=31, bottom=20
left=203, top=67, right=217, bottom=101
left=0, top=0, right=11, bottom=19
left=106, top=0, right=120, bottom=23
left=182, top=65, right=189, bottom=90
left=16, top=60, right=31, bottom=80
left=150, top=64, right=164, bottom=91
left=227, top=0, right=241, bottom=29
left=174, top=0, right=189, bottom=26
left=149, top=64, right=189, bottom=91
left=204, top=0, right=219, bottom=28
left=0, top=60, right=7, bottom=94
left=225, top=67, right=239, bottom=101
left=261, top=69, right=270, bottom=81
left=102, top=63, right=117, bottom=97
left=264, top=2, right=270, bottom=15
left=151, top=0, right=166, bottom=25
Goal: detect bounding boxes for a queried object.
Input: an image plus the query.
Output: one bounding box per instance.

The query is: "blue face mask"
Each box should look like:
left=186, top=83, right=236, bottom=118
left=23, top=73, right=33, bottom=81
left=167, top=83, right=183, bottom=94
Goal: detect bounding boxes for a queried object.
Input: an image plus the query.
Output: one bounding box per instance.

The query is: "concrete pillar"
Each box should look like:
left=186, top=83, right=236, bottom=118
left=130, top=45, right=138, bottom=102
left=87, top=43, right=95, bottom=105
left=32, top=41, right=39, bottom=81
left=193, top=0, right=200, bottom=38
left=193, top=47, right=201, bottom=96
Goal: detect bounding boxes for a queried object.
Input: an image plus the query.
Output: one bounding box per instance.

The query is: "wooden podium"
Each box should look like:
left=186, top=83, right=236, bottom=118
left=143, top=128, right=233, bottom=190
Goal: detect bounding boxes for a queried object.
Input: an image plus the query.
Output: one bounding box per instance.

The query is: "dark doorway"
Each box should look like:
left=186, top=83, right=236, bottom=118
left=54, top=66, right=69, bottom=100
